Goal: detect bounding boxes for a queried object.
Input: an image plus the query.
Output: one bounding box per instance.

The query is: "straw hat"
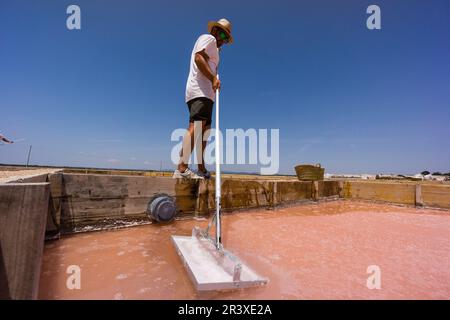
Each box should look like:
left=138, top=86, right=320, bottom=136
left=207, top=18, right=233, bottom=44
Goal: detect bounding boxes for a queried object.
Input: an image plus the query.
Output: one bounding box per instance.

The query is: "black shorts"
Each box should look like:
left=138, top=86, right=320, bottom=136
left=187, top=97, right=213, bottom=127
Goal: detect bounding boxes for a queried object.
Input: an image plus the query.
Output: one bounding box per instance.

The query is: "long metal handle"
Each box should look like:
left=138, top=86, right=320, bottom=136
left=215, top=75, right=222, bottom=250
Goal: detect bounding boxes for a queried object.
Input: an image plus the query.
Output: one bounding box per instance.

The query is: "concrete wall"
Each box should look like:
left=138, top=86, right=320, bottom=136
left=2, top=170, right=448, bottom=299
left=4, top=172, right=63, bottom=240
left=15, top=174, right=49, bottom=183
left=60, top=174, right=201, bottom=232
left=58, top=174, right=341, bottom=232
left=46, top=173, right=63, bottom=237
left=275, top=181, right=313, bottom=204
left=0, top=183, right=50, bottom=299
left=198, top=179, right=276, bottom=213
left=4, top=172, right=447, bottom=240
left=343, top=181, right=450, bottom=209
left=421, top=184, right=450, bottom=209
left=343, top=181, right=416, bottom=205
left=318, top=180, right=342, bottom=198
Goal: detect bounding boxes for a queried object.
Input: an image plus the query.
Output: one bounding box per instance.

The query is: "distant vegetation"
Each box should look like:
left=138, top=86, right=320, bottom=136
left=432, top=172, right=450, bottom=176
left=421, top=171, right=450, bottom=176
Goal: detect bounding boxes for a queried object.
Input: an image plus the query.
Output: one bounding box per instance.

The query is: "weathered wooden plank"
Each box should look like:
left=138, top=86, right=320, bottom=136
left=0, top=183, right=50, bottom=299
left=0, top=241, right=10, bottom=299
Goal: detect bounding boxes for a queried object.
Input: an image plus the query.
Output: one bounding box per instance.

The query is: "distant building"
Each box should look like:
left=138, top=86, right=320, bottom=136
left=361, top=174, right=376, bottom=180
left=324, top=173, right=375, bottom=180
left=412, top=173, right=447, bottom=182
left=324, top=173, right=448, bottom=181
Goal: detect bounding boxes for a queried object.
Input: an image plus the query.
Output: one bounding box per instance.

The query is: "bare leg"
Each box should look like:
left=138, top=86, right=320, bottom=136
left=178, top=122, right=196, bottom=172
left=198, top=122, right=210, bottom=173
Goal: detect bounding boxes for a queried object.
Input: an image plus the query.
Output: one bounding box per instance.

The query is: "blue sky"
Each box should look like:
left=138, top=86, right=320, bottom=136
left=1, top=0, right=449, bottom=175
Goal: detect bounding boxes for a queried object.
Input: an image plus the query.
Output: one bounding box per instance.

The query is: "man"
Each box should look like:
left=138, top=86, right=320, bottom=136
left=173, top=18, right=233, bottom=179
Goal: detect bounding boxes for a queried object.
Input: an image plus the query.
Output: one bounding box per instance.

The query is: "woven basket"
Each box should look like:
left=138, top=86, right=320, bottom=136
left=294, top=164, right=325, bottom=181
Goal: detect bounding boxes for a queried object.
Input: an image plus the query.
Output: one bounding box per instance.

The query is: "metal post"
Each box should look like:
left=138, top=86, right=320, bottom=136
left=26, top=145, right=32, bottom=167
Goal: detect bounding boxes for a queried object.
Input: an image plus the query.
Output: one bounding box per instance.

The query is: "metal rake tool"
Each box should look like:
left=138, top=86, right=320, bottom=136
left=171, top=76, right=268, bottom=291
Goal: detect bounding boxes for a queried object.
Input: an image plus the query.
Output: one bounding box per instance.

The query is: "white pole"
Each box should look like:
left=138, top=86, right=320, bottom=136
left=215, top=75, right=222, bottom=250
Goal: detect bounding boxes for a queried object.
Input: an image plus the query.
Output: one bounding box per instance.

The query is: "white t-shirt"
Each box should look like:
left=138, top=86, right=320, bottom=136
left=185, top=34, right=219, bottom=103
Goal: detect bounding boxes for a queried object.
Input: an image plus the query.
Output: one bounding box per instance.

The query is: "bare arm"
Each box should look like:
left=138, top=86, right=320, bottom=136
left=194, top=50, right=220, bottom=91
